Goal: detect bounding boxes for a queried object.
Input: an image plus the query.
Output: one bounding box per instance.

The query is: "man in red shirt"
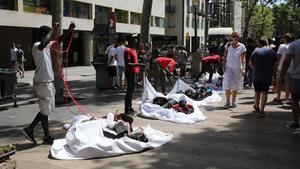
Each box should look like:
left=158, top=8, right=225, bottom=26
left=124, top=36, right=140, bottom=115
left=153, top=57, right=177, bottom=94
left=199, top=55, right=220, bottom=82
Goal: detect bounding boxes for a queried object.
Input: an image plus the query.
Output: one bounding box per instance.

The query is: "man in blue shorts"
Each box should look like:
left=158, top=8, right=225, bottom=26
left=249, top=38, right=276, bottom=117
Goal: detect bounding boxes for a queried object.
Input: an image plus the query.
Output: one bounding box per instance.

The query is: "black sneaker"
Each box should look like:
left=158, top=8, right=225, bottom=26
left=21, top=127, right=36, bottom=144
left=130, top=108, right=136, bottom=113
left=287, top=122, right=299, bottom=130
left=43, top=135, right=55, bottom=145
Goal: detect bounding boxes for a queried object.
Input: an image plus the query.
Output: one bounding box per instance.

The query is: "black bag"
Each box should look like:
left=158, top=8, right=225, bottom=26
left=153, top=97, right=168, bottom=106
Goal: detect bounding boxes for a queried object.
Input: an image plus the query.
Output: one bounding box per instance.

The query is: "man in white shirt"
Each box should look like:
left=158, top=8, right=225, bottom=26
left=10, top=43, right=21, bottom=75
left=21, top=22, right=76, bottom=144
left=274, top=33, right=293, bottom=102
left=106, top=41, right=118, bottom=89
left=116, top=39, right=126, bottom=89
left=279, top=39, right=300, bottom=130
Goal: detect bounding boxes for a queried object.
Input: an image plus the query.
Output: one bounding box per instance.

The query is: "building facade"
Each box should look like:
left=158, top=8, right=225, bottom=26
left=165, top=0, right=206, bottom=52
left=0, top=0, right=165, bottom=69
left=208, top=0, right=244, bottom=36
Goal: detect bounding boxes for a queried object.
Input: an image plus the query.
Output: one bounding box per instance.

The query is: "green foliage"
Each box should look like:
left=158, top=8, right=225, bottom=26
left=249, top=5, right=274, bottom=39
left=273, top=1, right=300, bottom=38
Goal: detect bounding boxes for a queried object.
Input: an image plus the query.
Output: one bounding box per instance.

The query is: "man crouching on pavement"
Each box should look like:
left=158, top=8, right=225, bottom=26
left=21, top=22, right=76, bottom=144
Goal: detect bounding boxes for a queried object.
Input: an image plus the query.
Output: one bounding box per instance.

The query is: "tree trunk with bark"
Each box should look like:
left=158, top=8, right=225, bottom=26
left=140, top=0, right=153, bottom=43
left=242, top=0, right=259, bottom=40
left=51, top=0, right=64, bottom=104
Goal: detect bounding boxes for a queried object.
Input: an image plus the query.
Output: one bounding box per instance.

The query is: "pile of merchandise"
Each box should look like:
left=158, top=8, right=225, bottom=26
left=153, top=97, right=194, bottom=114
left=176, top=81, right=213, bottom=101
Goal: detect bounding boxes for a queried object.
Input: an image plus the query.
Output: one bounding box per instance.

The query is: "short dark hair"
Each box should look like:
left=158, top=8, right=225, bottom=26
left=38, top=25, right=51, bottom=38
left=283, top=33, right=293, bottom=43
left=258, top=37, right=268, bottom=46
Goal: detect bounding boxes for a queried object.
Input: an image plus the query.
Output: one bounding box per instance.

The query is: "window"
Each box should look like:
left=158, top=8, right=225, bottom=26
left=186, top=16, right=190, bottom=27
left=115, top=9, right=128, bottom=24
left=155, top=17, right=165, bottom=28
left=130, top=12, right=141, bottom=25
left=23, top=0, right=51, bottom=14
left=192, top=18, right=199, bottom=29
left=0, top=0, right=17, bottom=11
left=192, top=18, right=194, bottom=28
left=64, top=0, right=92, bottom=19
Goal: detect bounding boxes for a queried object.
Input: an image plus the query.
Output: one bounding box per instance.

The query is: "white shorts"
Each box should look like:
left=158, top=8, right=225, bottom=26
left=33, top=81, right=55, bottom=115
left=223, top=67, right=243, bottom=90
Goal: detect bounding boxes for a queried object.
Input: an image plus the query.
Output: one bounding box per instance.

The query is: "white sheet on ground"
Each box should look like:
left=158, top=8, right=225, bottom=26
left=140, top=78, right=207, bottom=124
left=51, top=115, right=172, bottom=160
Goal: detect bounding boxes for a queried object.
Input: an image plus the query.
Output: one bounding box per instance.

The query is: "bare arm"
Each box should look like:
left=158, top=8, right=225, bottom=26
left=240, top=52, right=246, bottom=70
left=280, top=53, right=294, bottom=78
left=222, top=48, right=228, bottom=72
left=38, top=29, right=54, bottom=50
left=56, top=22, right=76, bottom=44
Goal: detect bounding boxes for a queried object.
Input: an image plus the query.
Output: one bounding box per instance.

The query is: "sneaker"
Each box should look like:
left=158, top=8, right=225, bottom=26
left=224, top=102, right=230, bottom=108
left=43, top=135, right=55, bottom=145
left=253, top=111, right=265, bottom=117
left=252, top=105, right=260, bottom=113
left=130, top=108, right=136, bottom=113
left=21, top=128, right=36, bottom=143
left=273, top=98, right=282, bottom=103
left=231, top=102, right=237, bottom=108
left=286, top=122, right=299, bottom=130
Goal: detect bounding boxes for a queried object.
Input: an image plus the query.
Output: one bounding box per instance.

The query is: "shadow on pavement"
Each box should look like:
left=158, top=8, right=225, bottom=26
left=0, top=121, right=67, bottom=152
left=87, top=110, right=300, bottom=169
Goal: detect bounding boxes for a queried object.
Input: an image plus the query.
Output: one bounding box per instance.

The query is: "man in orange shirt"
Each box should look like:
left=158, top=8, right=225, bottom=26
left=153, top=57, right=177, bottom=94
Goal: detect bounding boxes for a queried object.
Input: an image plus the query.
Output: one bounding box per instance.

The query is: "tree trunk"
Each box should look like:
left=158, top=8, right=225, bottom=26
left=52, top=0, right=64, bottom=104
left=242, top=0, right=259, bottom=40
left=140, top=0, right=153, bottom=43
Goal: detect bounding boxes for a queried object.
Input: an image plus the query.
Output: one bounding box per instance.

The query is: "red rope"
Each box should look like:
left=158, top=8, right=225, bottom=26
left=51, top=32, right=94, bottom=116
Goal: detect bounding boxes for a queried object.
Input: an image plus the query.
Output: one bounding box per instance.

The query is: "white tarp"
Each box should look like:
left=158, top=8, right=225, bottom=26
left=140, top=78, right=208, bottom=124
left=51, top=115, right=173, bottom=160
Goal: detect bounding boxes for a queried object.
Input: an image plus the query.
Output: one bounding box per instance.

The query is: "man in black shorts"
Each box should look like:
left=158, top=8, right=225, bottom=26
left=249, top=38, right=277, bottom=117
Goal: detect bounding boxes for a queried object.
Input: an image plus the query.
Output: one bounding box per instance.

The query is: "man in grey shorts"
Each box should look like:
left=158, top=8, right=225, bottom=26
left=21, top=22, right=76, bottom=144
left=279, top=39, right=300, bottom=130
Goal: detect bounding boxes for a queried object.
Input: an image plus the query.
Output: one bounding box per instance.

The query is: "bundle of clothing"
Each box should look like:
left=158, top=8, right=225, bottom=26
left=152, top=97, right=194, bottom=114
left=51, top=114, right=173, bottom=160
left=140, top=77, right=208, bottom=124
left=177, top=85, right=213, bottom=101
left=199, top=73, right=223, bottom=91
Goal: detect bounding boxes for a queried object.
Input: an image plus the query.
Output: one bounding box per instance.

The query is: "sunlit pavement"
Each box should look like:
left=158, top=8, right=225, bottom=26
left=1, top=66, right=299, bottom=169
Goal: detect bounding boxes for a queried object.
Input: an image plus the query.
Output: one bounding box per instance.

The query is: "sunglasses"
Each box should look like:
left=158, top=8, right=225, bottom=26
left=232, top=35, right=239, bottom=38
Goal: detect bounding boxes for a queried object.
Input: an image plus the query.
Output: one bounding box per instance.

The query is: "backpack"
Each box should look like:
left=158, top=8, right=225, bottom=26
left=16, top=50, right=23, bottom=63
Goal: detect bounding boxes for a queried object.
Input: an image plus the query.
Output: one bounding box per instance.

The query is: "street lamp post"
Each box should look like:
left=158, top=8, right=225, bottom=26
left=193, top=6, right=198, bottom=52
left=192, top=5, right=199, bottom=53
